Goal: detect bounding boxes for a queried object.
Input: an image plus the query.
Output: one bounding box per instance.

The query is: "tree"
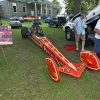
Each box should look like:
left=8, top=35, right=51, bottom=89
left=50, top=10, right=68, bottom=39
left=64, top=0, right=81, bottom=15
left=81, top=0, right=96, bottom=11
left=95, top=0, right=99, bottom=6
left=74, top=0, right=81, bottom=15
left=51, top=0, right=62, bottom=13
left=64, top=0, right=74, bottom=14
left=64, top=0, right=100, bottom=15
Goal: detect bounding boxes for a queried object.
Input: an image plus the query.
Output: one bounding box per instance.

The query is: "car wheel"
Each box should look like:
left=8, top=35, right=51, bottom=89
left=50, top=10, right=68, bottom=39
left=65, top=28, right=75, bottom=41
left=48, top=23, right=51, bottom=27
left=54, top=24, right=57, bottom=28
left=19, top=26, right=22, bottom=28
left=84, top=29, right=94, bottom=47
left=21, top=27, right=29, bottom=38
left=85, top=39, right=94, bottom=47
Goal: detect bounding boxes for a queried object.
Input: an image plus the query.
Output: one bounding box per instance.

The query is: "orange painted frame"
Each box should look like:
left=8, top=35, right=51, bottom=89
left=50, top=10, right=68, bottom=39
left=29, top=34, right=100, bottom=82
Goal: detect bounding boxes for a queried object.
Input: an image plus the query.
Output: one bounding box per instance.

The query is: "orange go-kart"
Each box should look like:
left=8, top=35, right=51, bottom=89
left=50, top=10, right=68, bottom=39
left=21, top=19, right=100, bottom=82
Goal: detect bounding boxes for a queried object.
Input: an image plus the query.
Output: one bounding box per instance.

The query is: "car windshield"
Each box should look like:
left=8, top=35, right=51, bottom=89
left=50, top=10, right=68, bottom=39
left=11, top=19, right=19, bottom=21
left=53, top=18, right=57, bottom=20
left=58, top=17, right=66, bottom=21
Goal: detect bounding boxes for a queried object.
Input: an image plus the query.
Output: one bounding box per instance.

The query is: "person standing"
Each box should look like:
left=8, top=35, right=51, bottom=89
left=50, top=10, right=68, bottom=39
left=73, top=11, right=87, bottom=51
left=93, top=19, right=100, bottom=57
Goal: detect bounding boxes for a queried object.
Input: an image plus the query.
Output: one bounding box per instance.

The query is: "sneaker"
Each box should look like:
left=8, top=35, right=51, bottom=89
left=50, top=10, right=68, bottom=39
left=82, top=49, right=84, bottom=51
left=76, top=48, right=79, bottom=51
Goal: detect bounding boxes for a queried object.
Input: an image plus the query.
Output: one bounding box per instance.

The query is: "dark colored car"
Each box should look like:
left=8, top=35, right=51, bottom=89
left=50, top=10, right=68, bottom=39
left=0, top=20, right=2, bottom=25
left=48, top=16, right=66, bottom=27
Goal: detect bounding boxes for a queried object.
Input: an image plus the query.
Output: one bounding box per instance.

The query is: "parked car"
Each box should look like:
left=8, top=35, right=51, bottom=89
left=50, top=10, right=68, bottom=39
left=9, top=18, right=22, bottom=28
left=17, top=17, right=24, bottom=22
left=43, top=17, right=52, bottom=23
left=0, top=20, right=2, bottom=25
left=48, top=15, right=66, bottom=27
left=85, top=6, right=100, bottom=46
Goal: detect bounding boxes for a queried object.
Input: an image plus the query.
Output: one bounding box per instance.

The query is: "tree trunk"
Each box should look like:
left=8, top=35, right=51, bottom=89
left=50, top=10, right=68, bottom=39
left=74, top=0, right=81, bottom=15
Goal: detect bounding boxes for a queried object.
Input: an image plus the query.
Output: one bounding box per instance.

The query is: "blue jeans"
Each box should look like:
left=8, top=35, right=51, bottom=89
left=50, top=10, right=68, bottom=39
left=93, top=37, right=100, bottom=53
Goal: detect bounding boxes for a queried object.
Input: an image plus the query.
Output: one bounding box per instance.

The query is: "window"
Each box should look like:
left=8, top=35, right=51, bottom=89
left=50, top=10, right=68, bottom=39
left=23, top=5, right=26, bottom=13
left=38, top=7, right=40, bottom=10
left=49, top=10, right=51, bottom=14
left=44, top=9, right=46, bottom=14
left=12, top=3, right=17, bottom=12
left=31, top=6, right=34, bottom=10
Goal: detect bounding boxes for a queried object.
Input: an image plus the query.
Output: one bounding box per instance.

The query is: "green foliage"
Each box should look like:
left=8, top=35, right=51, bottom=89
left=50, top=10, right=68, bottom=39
left=65, top=0, right=99, bottom=14
left=51, top=0, right=62, bottom=13
left=81, top=0, right=96, bottom=11
left=65, top=0, right=74, bottom=14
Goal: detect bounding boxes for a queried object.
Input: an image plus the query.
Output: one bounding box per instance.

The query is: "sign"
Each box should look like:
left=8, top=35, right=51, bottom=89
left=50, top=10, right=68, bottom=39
left=0, top=26, right=13, bottom=45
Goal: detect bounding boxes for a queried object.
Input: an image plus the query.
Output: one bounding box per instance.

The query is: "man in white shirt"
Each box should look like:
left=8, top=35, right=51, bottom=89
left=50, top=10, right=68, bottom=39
left=93, top=19, right=100, bottom=57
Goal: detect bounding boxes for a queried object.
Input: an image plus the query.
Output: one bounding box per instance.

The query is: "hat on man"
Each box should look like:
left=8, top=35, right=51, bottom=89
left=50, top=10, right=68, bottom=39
left=81, top=11, right=88, bottom=15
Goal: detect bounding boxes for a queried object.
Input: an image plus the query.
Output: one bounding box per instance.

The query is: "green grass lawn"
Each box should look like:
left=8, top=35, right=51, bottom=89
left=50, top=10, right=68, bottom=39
left=0, top=19, right=100, bottom=100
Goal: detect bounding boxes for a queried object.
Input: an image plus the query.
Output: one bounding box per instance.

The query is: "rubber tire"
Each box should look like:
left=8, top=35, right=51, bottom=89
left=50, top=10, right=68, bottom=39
left=65, top=28, right=75, bottom=41
left=46, top=56, right=60, bottom=82
left=48, top=23, right=51, bottom=27
left=53, top=24, right=57, bottom=28
left=85, top=30, right=94, bottom=47
left=85, top=39, right=94, bottom=47
left=21, top=27, right=29, bottom=38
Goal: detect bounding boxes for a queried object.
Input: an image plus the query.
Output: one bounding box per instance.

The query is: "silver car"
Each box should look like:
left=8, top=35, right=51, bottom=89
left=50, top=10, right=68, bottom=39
left=9, top=18, right=22, bottom=28
left=17, top=17, right=24, bottom=22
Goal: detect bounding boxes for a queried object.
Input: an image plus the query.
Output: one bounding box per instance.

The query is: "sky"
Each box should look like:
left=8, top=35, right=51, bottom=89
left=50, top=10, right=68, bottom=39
left=57, top=0, right=65, bottom=14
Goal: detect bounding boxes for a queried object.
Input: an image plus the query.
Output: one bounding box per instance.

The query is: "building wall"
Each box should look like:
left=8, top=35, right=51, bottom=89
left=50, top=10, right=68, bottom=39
left=0, top=0, right=57, bottom=19
left=0, top=0, right=10, bottom=19
left=8, top=1, right=32, bottom=18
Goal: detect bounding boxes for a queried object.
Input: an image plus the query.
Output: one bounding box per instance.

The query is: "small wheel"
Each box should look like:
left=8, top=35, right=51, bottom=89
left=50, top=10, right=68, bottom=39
left=80, top=50, right=100, bottom=71
left=21, top=27, right=29, bottom=38
left=65, top=28, right=75, bottom=41
left=46, top=56, right=60, bottom=82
